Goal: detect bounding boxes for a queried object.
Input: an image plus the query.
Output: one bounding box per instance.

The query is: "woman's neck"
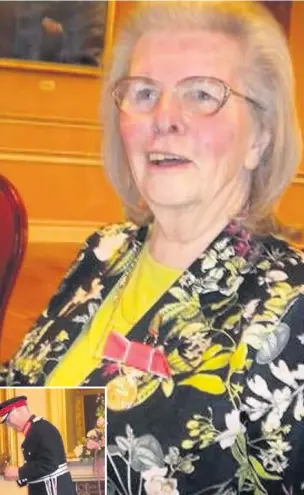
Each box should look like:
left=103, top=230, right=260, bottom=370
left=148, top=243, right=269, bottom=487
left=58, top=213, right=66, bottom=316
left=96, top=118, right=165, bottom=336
left=147, top=184, right=247, bottom=270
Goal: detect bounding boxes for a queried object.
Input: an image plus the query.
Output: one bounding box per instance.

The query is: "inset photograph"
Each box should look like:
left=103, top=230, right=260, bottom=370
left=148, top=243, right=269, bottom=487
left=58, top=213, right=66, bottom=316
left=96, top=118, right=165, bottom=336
left=0, top=388, right=106, bottom=494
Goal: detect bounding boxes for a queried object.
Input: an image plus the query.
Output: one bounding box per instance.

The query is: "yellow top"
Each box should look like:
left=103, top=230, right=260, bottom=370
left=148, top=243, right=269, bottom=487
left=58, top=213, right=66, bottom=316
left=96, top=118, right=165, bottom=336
left=46, top=244, right=181, bottom=386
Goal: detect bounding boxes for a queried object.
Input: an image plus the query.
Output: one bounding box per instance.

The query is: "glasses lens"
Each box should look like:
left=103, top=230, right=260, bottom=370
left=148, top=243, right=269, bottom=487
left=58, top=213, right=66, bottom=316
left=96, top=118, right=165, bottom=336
left=113, top=79, right=160, bottom=114
left=179, top=78, right=226, bottom=115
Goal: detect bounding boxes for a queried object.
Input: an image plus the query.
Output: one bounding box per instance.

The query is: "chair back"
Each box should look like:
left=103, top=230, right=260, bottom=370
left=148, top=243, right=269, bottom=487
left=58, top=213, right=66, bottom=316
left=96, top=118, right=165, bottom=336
left=0, top=175, right=27, bottom=331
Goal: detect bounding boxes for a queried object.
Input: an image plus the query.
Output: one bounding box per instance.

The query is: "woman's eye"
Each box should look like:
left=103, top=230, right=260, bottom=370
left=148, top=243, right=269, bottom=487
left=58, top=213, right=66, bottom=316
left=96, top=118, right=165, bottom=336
left=183, top=89, right=214, bottom=102
left=192, top=90, right=212, bottom=101
left=135, top=88, right=156, bottom=101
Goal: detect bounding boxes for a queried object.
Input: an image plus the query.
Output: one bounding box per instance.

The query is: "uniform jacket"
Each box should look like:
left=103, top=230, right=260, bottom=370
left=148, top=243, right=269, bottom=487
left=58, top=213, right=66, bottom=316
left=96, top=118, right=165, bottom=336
left=1, top=221, right=304, bottom=494
left=17, top=416, right=76, bottom=495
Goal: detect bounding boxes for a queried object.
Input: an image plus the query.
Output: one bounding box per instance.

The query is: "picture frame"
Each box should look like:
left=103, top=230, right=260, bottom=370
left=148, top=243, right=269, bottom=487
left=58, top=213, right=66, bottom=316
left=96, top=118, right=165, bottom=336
left=62, top=388, right=105, bottom=458
left=0, top=1, right=116, bottom=68
left=0, top=390, right=9, bottom=464
left=74, top=389, right=104, bottom=443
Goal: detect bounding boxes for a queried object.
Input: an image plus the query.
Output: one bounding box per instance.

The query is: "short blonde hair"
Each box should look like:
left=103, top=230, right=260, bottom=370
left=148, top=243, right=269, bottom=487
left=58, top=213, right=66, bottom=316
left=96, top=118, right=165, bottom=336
left=102, top=1, right=302, bottom=235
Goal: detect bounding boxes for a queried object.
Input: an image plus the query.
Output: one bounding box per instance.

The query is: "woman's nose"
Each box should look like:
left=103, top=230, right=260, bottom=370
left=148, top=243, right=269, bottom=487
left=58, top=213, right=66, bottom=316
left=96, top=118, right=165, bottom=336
left=152, top=93, right=186, bottom=136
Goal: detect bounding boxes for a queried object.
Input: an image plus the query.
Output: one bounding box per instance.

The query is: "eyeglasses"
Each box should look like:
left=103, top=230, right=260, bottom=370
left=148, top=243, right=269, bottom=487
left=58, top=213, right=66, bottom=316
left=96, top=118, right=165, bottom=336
left=112, top=76, right=265, bottom=117
left=2, top=414, right=10, bottom=425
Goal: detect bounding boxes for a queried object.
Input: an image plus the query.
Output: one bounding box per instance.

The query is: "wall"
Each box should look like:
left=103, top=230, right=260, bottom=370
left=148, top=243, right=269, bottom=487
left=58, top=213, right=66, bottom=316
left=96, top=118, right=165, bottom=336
left=0, top=59, right=124, bottom=242
left=276, top=1, right=304, bottom=228
left=0, top=0, right=123, bottom=243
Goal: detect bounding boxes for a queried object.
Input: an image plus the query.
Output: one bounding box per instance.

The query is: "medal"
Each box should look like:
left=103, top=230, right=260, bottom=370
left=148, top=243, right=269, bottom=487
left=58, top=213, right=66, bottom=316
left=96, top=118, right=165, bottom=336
left=106, top=375, right=138, bottom=411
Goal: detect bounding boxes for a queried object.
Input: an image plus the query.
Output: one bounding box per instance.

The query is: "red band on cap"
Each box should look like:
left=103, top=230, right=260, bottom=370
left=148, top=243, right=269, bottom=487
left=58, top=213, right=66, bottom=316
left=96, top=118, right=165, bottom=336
left=0, top=400, right=27, bottom=417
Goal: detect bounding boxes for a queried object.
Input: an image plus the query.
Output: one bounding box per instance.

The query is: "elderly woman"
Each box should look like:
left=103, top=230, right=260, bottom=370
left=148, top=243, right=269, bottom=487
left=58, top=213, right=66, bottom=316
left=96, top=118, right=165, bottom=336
left=1, top=0, right=304, bottom=493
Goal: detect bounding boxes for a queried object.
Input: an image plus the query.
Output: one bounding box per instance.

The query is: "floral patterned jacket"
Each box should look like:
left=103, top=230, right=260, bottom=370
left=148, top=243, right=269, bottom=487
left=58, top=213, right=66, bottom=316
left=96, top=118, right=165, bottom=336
left=1, top=221, right=304, bottom=494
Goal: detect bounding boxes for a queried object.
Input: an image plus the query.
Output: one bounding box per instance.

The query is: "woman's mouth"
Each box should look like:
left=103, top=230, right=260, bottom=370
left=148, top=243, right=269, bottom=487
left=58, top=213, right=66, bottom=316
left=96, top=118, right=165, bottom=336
left=147, top=151, right=192, bottom=168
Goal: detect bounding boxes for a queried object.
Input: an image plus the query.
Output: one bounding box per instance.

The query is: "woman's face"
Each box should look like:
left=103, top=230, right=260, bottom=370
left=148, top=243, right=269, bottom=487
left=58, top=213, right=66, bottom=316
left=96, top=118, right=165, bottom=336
left=119, top=30, right=262, bottom=211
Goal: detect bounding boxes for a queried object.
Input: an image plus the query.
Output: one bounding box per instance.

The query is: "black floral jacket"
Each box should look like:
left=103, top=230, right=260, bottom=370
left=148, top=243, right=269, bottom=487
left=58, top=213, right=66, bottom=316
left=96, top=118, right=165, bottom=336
left=1, top=221, right=304, bottom=494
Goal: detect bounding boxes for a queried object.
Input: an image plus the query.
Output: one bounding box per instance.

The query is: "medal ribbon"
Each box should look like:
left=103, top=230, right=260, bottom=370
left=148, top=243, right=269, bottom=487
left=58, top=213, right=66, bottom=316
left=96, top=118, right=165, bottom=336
left=103, top=331, right=171, bottom=379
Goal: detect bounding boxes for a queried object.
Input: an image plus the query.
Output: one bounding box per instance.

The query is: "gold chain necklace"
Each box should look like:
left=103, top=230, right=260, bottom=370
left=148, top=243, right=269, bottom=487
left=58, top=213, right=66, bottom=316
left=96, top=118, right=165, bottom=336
left=118, top=244, right=152, bottom=326
left=89, top=238, right=146, bottom=361
left=89, top=233, right=165, bottom=411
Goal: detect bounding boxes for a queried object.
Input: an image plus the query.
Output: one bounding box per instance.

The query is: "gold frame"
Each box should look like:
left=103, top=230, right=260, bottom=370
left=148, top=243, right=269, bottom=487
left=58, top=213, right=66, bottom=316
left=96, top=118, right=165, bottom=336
left=46, top=388, right=105, bottom=459
left=74, top=389, right=105, bottom=444
left=0, top=390, right=9, bottom=460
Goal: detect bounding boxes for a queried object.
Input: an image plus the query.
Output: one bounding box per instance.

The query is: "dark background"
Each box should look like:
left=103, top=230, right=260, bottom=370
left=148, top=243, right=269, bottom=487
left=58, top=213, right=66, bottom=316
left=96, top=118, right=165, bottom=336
left=0, top=1, right=108, bottom=66
left=262, top=0, right=292, bottom=34
left=84, top=394, right=99, bottom=433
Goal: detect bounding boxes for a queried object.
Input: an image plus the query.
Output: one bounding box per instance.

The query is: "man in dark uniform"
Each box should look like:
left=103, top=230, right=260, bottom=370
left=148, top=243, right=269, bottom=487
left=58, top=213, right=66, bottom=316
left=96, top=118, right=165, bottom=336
left=0, top=396, right=77, bottom=495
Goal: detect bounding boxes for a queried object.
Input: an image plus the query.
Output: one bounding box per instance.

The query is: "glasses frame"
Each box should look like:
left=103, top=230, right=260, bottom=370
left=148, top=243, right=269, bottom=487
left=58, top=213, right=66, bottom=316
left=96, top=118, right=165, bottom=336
left=2, top=413, right=10, bottom=425
left=111, top=75, right=265, bottom=116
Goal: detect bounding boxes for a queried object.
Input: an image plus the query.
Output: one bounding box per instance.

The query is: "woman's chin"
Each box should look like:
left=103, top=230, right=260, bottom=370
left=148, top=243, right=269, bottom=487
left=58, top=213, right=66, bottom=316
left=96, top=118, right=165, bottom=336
left=145, top=192, right=197, bottom=210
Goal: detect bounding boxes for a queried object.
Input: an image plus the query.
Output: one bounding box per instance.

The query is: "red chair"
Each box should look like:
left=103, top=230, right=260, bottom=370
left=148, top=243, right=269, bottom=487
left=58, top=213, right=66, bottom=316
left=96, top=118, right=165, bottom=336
left=0, top=175, right=27, bottom=333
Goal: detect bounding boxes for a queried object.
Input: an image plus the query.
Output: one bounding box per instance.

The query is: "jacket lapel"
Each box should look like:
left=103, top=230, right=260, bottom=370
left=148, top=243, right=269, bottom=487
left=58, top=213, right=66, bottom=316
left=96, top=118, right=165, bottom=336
left=8, top=223, right=148, bottom=384
left=127, top=221, right=260, bottom=338
left=46, top=224, right=149, bottom=356
left=84, top=222, right=262, bottom=386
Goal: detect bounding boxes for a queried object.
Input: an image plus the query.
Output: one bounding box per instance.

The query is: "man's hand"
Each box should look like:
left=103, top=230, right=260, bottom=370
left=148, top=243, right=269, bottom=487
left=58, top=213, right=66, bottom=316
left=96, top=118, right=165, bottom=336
left=4, top=466, right=19, bottom=481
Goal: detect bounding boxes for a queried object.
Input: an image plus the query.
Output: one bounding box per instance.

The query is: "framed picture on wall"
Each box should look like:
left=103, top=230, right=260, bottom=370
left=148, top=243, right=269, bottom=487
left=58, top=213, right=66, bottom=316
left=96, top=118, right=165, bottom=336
left=59, top=388, right=106, bottom=457
left=75, top=389, right=103, bottom=440
left=0, top=1, right=115, bottom=67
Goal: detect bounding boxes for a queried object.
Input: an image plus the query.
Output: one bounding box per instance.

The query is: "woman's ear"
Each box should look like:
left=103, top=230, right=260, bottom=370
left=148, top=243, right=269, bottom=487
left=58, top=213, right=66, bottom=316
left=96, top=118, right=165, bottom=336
left=244, top=129, right=271, bottom=171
